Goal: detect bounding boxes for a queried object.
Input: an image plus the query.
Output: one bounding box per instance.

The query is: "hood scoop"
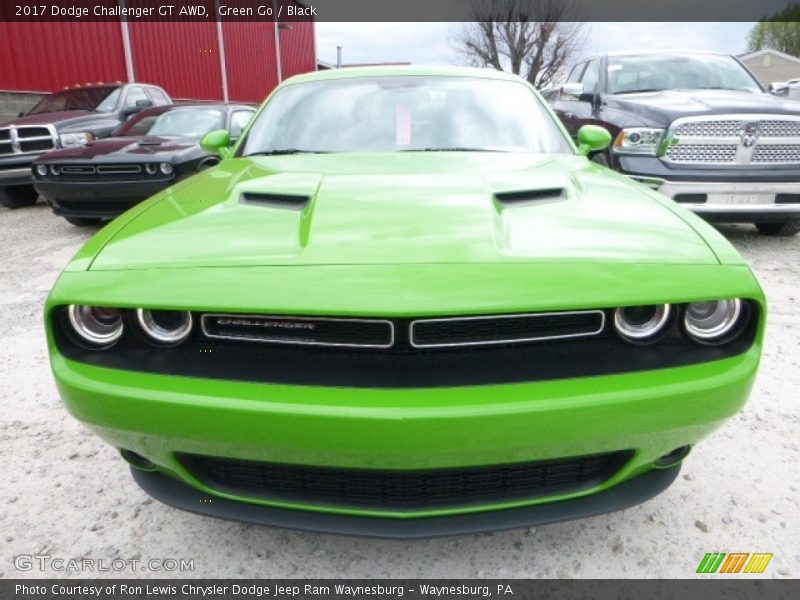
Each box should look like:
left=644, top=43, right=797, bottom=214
left=240, top=192, right=310, bottom=209
left=495, top=188, right=566, bottom=206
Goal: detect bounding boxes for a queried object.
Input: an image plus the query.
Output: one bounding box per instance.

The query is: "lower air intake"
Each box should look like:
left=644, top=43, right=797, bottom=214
left=179, top=451, right=632, bottom=510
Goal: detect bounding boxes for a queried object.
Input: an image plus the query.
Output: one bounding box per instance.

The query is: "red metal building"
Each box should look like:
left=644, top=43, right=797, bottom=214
left=0, top=11, right=316, bottom=103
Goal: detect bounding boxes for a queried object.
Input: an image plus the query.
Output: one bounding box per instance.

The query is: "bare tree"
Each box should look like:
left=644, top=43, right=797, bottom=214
left=451, top=0, right=587, bottom=90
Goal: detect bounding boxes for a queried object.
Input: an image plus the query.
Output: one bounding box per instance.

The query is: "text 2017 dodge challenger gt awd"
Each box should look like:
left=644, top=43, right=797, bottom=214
left=46, top=67, right=764, bottom=538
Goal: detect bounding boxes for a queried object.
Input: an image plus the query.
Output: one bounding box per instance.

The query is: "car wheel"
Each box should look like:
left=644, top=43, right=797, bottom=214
left=65, top=217, right=103, bottom=227
left=755, top=221, right=800, bottom=236
left=0, top=185, right=38, bottom=208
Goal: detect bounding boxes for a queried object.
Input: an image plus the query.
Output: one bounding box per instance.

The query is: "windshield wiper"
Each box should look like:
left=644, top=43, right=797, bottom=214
left=400, top=147, right=506, bottom=152
left=613, top=88, right=666, bottom=95
left=693, top=87, right=743, bottom=91
left=245, top=149, right=329, bottom=156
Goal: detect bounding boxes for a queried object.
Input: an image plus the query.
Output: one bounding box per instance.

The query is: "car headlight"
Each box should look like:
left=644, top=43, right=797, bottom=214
left=35, top=164, right=48, bottom=177
left=67, top=305, right=124, bottom=348
left=145, top=163, right=158, bottom=175
left=59, top=132, right=94, bottom=148
left=684, top=299, right=743, bottom=344
left=136, top=309, right=193, bottom=346
left=614, top=304, right=672, bottom=343
left=49, top=165, right=61, bottom=176
left=159, top=162, right=174, bottom=175
left=612, top=128, right=664, bottom=155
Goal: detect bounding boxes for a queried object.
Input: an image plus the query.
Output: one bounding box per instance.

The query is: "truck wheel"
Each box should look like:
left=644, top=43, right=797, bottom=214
left=755, top=221, right=800, bottom=236
left=65, top=217, right=103, bottom=227
left=0, top=185, right=38, bottom=208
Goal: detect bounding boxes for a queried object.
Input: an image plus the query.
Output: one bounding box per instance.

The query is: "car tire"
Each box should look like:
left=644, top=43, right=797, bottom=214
left=755, top=221, right=800, bottom=236
left=65, top=217, right=103, bottom=227
left=0, top=185, right=38, bottom=209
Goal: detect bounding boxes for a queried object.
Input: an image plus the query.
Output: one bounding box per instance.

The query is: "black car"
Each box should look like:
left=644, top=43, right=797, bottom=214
left=547, top=53, right=800, bottom=236
left=0, top=83, right=172, bottom=208
left=33, top=103, right=256, bottom=226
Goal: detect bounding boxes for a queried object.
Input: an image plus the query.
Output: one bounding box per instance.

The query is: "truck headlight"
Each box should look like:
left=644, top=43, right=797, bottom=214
left=59, top=132, right=94, bottom=148
left=612, top=128, right=663, bottom=156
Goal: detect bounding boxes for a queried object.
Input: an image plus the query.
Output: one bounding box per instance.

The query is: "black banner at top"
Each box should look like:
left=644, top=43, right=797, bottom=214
left=1, top=0, right=799, bottom=22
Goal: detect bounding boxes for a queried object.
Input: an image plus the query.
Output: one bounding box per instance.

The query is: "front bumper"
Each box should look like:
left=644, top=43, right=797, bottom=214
left=0, top=156, right=35, bottom=186
left=132, top=464, right=681, bottom=538
left=51, top=343, right=760, bottom=531
left=615, top=156, right=800, bottom=222
left=652, top=180, right=800, bottom=223
left=34, top=177, right=173, bottom=219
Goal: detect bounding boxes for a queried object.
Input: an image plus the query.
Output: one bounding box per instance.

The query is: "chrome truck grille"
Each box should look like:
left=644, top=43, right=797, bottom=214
left=0, top=124, right=58, bottom=156
left=663, top=115, right=800, bottom=166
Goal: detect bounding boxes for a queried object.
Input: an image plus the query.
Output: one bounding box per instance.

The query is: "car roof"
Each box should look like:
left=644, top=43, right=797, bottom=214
left=135, top=103, right=253, bottom=117
left=601, top=51, right=732, bottom=59
left=284, top=65, right=525, bottom=86
left=168, top=103, right=253, bottom=110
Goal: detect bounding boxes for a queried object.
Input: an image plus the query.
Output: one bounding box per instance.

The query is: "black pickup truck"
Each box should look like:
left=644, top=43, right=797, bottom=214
left=0, top=83, right=172, bottom=208
left=546, top=53, right=800, bottom=236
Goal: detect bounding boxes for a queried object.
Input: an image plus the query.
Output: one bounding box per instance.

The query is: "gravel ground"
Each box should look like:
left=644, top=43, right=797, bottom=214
left=1, top=202, right=797, bottom=579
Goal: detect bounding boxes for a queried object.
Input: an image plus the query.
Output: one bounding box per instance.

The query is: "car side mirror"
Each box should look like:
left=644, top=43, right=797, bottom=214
left=123, top=99, right=153, bottom=117
left=769, top=81, right=789, bottom=96
left=200, top=129, right=233, bottom=159
left=576, top=125, right=612, bottom=156
left=17, top=111, right=26, bottom=118
left=561, top=82, right=584, bottom=99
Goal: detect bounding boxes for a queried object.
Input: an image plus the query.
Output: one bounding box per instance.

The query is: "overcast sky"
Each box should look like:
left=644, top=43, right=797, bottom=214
left=316, top=22, right=756, bottom=67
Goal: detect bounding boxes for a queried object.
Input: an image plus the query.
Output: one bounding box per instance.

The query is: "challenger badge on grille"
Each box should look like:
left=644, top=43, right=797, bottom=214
left=201, top=314, right=395, bottom=348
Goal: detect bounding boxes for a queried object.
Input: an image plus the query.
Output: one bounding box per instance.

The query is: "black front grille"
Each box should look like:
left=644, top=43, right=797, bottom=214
left=19, top=139, right=54, bottom=153
left=47, top=163, right=149, bottom=181
left=60, top=165, right=96, bottom=175
left=202, top=314, right=394, bottom=348
left=96, top=164, right=143, bottom=175
left=54, top=198, right=141, bottom=213
left=16, top=126, right=50, bottom=138
left=54, top=304, right=760, bottom=388
left=411, top=311, right=603, bottom=348
left=179, top=451, right=632, bottom=510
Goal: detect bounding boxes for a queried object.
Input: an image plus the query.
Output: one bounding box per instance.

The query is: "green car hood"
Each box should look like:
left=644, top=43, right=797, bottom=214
left=87, top=153, right=722, bottom=271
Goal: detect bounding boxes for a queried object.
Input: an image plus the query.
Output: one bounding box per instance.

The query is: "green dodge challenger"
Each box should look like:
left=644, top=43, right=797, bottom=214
left=46, top=66, right=764, bottom=537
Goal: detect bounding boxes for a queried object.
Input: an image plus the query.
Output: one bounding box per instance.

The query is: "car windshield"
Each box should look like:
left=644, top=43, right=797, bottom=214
left=116, top=111, right=165, bottom=136
left=240, top=76, right=572, bottom=155
left=27, top=86, right=121, bottom=115
left=147, top=108, right=225, bottom=137
left=606, top=55, right=762, bottom=94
